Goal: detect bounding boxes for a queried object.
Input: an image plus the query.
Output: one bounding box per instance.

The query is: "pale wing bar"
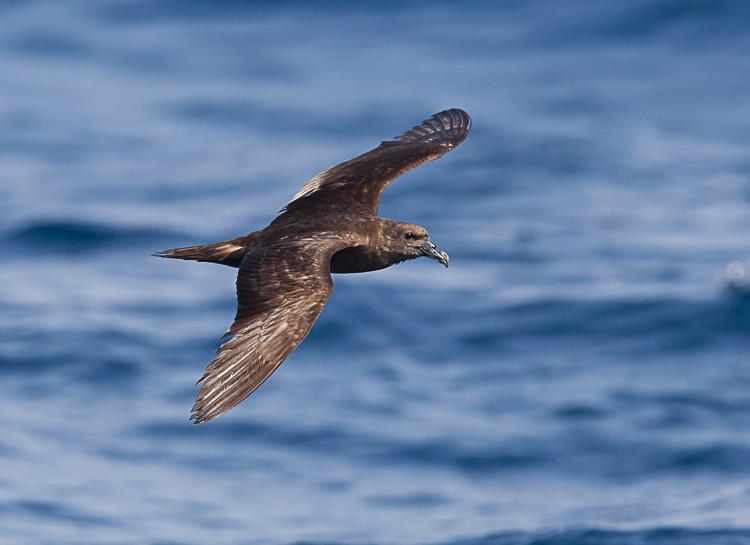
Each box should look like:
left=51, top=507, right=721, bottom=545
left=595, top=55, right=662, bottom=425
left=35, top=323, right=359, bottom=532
left=285, top=108, right=471, bottom=215
left=191, top=238, right=348, bottom=423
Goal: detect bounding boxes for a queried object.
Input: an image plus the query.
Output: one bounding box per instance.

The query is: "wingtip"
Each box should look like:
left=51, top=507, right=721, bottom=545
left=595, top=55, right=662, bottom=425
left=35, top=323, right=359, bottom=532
left=440, top=107, right=472, bottom=127
left=393, top=108, right=472, bottom=147
left=191, top=393, right=230, bottom=424
left=432, top=108, right=472, bottom=133
left=190, top=405, right=214, bottom=424
left=191, top=408, right=228, bottom=424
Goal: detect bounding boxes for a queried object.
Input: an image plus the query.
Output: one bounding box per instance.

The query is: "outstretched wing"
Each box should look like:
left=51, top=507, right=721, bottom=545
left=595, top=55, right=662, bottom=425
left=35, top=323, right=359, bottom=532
left=191, top=236, right=351, bottom=423
left=284, top=108, right=471, bottom=215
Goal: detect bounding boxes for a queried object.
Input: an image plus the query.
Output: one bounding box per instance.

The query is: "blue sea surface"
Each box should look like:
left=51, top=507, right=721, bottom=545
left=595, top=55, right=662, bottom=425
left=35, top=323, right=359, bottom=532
left=2, top=1, right=750, bottom=544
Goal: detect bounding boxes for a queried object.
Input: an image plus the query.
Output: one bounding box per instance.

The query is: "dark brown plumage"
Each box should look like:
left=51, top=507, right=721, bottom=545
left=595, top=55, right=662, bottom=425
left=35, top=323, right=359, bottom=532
left=155, top=108, right=471, bottom=423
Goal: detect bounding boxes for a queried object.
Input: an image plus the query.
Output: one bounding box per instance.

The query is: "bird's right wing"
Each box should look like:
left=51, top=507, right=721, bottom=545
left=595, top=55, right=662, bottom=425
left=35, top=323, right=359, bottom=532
left=284, top=108, right=471, bottom=216
left=191, top=236, right=352, bottom=423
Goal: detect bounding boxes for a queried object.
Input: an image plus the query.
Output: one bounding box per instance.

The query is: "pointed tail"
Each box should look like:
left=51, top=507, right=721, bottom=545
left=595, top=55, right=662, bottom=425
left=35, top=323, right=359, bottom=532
left=153, top=233, right=261, bottom=268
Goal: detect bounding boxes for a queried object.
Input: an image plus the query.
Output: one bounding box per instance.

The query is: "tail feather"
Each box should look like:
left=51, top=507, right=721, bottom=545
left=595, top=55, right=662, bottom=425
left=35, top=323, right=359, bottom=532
left=154, top=233, right=261, bottom=268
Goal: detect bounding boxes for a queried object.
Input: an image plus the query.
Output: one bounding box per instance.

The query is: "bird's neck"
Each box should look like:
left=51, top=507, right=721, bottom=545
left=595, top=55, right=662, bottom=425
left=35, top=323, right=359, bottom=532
left=329, top=217, right=411, bottom=274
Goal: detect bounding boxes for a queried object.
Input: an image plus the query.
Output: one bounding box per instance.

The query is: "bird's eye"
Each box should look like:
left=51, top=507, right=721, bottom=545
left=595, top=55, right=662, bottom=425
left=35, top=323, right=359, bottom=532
left=404, top=232, right=415, bottom=240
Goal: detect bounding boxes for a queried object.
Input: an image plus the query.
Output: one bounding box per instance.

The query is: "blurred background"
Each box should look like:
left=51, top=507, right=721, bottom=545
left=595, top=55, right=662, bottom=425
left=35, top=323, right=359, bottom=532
left=2, top=1, right=750, bottom=544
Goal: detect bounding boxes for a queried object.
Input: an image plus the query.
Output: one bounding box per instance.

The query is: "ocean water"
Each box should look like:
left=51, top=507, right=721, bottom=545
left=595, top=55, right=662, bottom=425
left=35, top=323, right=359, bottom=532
left=2, top=1, right=750, bottom=544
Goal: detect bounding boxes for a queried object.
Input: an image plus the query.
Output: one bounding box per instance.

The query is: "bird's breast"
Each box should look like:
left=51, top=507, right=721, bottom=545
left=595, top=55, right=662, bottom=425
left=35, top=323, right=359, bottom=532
left=329, top=245, right=394, bottom=274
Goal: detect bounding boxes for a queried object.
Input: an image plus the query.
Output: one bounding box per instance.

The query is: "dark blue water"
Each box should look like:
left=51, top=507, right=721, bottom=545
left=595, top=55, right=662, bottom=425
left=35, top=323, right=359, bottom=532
left=2, top=1, right=750, bottom=544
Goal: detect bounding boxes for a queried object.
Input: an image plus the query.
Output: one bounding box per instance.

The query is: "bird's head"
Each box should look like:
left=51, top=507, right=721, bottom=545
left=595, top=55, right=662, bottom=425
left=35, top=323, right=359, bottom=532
left=383, top=222, right=450, bottom=267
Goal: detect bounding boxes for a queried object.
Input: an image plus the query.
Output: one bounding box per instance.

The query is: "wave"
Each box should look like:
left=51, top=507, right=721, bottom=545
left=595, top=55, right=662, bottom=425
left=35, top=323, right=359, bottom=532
left=276, top=528, right=750, bottom=545
left=3, top=220, right=181, bottom=254
left=438, top=528, right=750, bottom=545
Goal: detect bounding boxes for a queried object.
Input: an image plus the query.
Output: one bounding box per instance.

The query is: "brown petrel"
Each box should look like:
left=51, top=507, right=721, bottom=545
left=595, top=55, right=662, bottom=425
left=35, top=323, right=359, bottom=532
left=156, top=108, right=471, bottom=423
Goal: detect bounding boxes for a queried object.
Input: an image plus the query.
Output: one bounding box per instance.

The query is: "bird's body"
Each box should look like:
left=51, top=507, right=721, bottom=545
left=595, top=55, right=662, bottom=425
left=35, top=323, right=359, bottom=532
left=156, top=108, right=471, bottom=422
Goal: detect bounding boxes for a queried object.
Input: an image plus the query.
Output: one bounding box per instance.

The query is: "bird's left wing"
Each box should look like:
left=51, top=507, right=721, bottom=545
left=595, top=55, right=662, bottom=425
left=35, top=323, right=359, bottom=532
left=284, top=108, right=471, bottom=216
left=191, top=236, right=352, bottom=423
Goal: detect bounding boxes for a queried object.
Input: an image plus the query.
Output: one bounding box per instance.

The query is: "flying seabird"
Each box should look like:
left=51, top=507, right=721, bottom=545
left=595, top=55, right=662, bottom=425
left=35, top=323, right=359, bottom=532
left=156, top=108, right=471, bottom=423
